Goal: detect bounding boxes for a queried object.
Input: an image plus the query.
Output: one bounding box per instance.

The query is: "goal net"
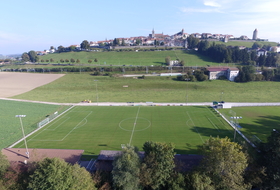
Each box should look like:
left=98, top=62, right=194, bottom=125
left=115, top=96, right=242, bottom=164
left=37, top=111, right=59, bottom=128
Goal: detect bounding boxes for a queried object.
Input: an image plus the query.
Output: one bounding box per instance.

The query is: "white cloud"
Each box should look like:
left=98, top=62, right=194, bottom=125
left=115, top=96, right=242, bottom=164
left=203, top=0, right=221, bottom=7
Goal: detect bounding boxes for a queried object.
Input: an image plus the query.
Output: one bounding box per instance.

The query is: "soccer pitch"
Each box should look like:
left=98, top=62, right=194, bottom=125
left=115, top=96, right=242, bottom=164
left=15, top=106, right=235, bottom=155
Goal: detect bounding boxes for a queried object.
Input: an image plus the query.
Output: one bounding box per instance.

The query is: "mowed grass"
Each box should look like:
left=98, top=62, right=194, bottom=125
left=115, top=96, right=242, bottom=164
left=12, top=74, right=280, bottom=103
left=219, top=106, right=280, bottom=144
left=41, top=50, right=218, bottom=66
left=14, top=106, right=235, bottom=155
left=0, top=99, right=70, bottom=149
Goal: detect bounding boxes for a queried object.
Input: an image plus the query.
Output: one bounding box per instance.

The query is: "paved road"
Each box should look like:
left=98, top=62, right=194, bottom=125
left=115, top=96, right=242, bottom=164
left=1, top=97, right=280, bottom=107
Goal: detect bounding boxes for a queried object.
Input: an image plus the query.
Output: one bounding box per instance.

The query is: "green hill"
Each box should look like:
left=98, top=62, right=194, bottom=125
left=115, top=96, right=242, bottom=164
left=41, top=49, right=219, bottom=67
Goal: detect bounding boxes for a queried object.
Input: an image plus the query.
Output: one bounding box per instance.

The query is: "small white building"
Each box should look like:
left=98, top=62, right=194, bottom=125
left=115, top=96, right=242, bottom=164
left=227, top=68, right=239, bottom=81
left=208, top=67, right=239, bottom=81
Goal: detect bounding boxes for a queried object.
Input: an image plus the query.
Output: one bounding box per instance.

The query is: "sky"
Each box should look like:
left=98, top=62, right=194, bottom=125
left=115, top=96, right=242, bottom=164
left=1, top=0, right=280, bottom=55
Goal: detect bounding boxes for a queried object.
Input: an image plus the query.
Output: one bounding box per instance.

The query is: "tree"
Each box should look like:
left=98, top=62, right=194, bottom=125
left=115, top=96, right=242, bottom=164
left=113, top=38, right=120, bottom=46
left=94, top=58, right=98, bottom=62
left=76, top=59, right=80, bottom=63
left=187, top=35, right=199, bottom=49
left=70, top=58, right=75, bottom=63
left=57, top=45, right=65, bottom=53
left=198, top=137, right=248, bottom=190
left=88, top=59, right=92, bottom=63
left=185, top=171, right=215, bottom=190
left=121, top=39, right=125, bottom=46
left=112, top=145, right=141, bottom=190
left=165, top=56, right=171, bottom=65
left=21, top=52, right=30, bottom=62
left=69, top=45, right=76, bottom=51
left=0, top=151, right=9, bottom=178
left=28, top=51, right=38, bottom=62
left=259, top=130, right=280, bottom=188
left=140, top=141, right=175, bottom=189
left=28, top=157, right=95, bottom=190
left=252, top=42, right=262, bottom=49
left=80, top=40, right=90, bottom=50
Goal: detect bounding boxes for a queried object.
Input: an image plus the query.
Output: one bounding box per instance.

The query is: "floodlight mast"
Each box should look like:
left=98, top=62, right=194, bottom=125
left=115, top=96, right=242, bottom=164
left=15, top=115, right=29, bottom=159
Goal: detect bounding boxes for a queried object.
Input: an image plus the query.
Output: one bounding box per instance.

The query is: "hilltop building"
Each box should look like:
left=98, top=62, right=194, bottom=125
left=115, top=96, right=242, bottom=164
left=253, top=29, right=258, bottom=40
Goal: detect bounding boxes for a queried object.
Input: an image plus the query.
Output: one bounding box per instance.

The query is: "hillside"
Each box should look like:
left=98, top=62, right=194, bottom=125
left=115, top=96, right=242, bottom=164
left=41, top=49, right=219, bottom=67
left=213, top=40, right=277, bottom=48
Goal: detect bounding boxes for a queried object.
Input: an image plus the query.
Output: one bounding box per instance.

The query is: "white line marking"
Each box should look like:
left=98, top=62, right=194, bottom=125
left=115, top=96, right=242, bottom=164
left=207, top=117, right=220, bottom=132
left=29, top=111, right=92, bottom=142
left=61, top=111, right=92, bottom=141
left=128, top=107, right=140, bottom=145
left=205, top=106, right=232, bottom=133
left=186, top=111, right=204, bottom=143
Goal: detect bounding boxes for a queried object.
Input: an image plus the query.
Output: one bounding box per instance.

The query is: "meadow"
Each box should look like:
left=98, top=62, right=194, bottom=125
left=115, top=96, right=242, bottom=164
left=41, top=49, right=218, bottom=66
left=14, top=106, right=235, bottom=155
left=12, top=74, right=280, bottom=103
left=0, top=99, right=70, bottom=149
left=219, top=106, right=280, bottom=143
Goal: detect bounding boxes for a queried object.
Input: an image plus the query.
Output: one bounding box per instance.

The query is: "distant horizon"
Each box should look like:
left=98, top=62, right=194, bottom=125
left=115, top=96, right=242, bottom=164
left=1, top=0, right=280, bottom=55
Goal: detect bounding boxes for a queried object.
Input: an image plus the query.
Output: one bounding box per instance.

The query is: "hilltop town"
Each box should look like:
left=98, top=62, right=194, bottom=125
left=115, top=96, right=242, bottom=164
left=37, top=28, right=274, bottom=55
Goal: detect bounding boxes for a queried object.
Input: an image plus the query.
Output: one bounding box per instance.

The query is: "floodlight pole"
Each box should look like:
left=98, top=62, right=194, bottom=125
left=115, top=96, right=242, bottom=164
left=16, top=115, right=29, bottom=159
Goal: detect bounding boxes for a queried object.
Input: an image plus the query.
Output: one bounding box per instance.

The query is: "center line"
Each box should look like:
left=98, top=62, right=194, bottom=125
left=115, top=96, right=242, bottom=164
left=128, top=107, right=140, bottom=145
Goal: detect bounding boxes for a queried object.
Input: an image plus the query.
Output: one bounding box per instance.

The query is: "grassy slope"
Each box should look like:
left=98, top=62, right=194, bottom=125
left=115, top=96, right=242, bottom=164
left=15, top=106, right=232, bottom=155
left=41, top=50, right=218, bottom=66
left=214, top=41, right=277, bottom=48
left=12, top=74, right=280, bottom=103
left=0, top=99, right=69, bottom=149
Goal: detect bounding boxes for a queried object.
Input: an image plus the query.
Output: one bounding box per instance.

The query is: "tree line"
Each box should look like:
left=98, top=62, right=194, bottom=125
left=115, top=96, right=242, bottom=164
left=1, top=133, right=280, bottom=189
left=187, top=35, right=280, bottom=67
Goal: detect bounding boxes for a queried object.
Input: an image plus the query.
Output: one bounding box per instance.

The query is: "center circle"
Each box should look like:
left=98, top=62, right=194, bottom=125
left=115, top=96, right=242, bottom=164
left=119, top=117, right=151, bottom=131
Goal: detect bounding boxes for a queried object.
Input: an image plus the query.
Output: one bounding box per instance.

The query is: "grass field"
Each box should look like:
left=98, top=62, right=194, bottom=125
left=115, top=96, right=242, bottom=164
left=14, top=106, right=236, bottom=155
left=214, top=41, right=277, bottom=48
left=12, top=74, right=280, bottom=103
left=0, top=99, right=70, bottom=149
left=40, top=50, right=219, bottom=66
left=219, top=106, right=280, bottom=144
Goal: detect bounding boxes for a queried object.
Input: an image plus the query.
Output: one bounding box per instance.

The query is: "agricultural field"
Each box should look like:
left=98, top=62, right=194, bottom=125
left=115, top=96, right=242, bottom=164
left=219, top=106, right=280, bottom=144
left=41, top=49, right=218, bottom=66
left=12, top=74, right=280, bottom=103
left=14, top=106, right=236, bottom=155
left=0, top=99, right=70, bottom=149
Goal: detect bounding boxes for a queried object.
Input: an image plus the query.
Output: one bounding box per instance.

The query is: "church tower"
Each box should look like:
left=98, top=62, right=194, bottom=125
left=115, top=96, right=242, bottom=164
left=253, top=29, right=258, bottom=40
left=152, top=28, right=155, bottom=38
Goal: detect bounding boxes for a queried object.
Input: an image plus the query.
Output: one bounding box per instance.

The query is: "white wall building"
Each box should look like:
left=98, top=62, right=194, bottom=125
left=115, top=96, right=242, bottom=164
left=208, top=67, right=239, bottom=81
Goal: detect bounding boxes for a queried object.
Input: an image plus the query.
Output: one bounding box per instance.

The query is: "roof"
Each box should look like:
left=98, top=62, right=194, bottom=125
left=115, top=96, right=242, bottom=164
left=97, top=150, right=144, bottom=161
left=207, top=67, right=229, bottom=72
left=2, top=148, right=84, bottom=165
left=94, top=150, right=202, bottom=172
left=207, top=67, right=239, bottom=72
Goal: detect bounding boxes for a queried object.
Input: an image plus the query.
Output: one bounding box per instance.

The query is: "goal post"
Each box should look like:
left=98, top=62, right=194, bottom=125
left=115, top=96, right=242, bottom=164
left=37, top=111, right=59, bottom=128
